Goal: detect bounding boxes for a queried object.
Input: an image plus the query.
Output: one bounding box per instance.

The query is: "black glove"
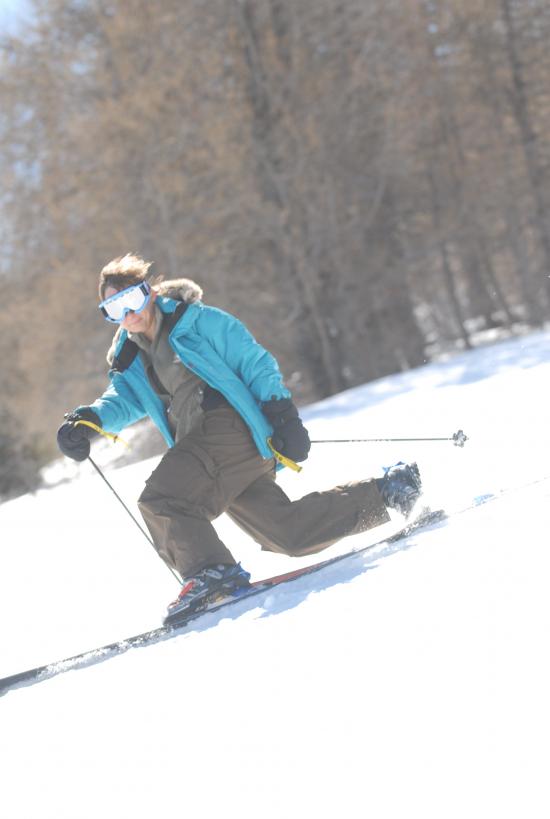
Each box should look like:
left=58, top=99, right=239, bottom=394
left=57, top=408, right=102, bottom=462
left=262, top=398, right=311, bottom=463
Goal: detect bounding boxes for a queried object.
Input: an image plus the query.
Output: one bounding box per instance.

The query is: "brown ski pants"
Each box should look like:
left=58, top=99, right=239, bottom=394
left=138, top=406, right=390, bottom=577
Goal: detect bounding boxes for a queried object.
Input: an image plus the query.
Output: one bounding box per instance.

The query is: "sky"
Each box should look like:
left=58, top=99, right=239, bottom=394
left=0, top=0, right=31, bottom=34
left=1, top=327, right=550, bottom=818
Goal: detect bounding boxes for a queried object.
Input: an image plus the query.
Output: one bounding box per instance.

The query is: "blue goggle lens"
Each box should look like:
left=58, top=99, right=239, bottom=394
left=99, top=282, right=151, bottom=323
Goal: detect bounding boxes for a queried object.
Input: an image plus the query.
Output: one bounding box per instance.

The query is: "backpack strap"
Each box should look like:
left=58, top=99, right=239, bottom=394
left=164, top=300, right=188, bottom=333
left=111, top=339, right=139, bottom=373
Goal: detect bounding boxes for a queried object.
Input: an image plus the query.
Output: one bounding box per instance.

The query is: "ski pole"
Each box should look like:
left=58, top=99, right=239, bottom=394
left=310, top=429, right=468, bottom=447
left=87, top=456, right=182, bottom=585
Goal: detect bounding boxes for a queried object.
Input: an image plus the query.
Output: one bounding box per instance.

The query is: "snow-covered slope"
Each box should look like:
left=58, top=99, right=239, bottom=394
left=2, top=331, right=550, bottom=819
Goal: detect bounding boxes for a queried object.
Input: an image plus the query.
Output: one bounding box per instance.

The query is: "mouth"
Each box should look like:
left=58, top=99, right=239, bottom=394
left=124, top=313, right=142, bottom=329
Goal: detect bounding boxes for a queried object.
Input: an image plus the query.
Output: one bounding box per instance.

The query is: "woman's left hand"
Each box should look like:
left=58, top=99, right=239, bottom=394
left=262, top=398, right=311, bottom=462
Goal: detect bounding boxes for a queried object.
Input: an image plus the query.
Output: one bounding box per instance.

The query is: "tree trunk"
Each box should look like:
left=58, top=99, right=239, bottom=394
left=501, top=0, right=550, bottom=306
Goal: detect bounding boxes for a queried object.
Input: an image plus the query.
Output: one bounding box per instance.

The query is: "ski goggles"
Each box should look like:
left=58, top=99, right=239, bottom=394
left=99, top=281, right=152, bottom=323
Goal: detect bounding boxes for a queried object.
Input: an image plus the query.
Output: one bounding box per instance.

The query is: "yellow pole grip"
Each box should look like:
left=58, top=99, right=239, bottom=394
left=268, top=438, right=302, bottom=473
left=75, top=419, right=130, bottom=449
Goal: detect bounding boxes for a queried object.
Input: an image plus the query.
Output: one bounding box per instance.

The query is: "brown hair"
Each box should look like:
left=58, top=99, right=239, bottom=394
left=98, top=253, right=155, bottom=300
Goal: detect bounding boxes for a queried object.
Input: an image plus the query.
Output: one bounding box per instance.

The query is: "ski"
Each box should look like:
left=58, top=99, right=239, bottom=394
left=160, top=507, right=446, bottom=629
left=0, top=509, right=449, bottom=696
left=5, top=478, right=543, bottom=698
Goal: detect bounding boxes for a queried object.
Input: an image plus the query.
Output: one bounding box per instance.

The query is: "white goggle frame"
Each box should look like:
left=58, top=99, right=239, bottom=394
left=99, top=282, right=151, bottom=323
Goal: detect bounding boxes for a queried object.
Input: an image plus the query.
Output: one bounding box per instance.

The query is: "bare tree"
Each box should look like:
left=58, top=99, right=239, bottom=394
left=0, top=0, right=549, bottom=469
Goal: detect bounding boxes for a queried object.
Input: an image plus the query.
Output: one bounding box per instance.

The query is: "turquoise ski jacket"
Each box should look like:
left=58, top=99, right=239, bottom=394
left=84, top=296, right=291, bottom=460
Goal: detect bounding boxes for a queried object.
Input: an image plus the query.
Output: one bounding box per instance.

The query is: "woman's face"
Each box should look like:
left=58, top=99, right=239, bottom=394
left=104, top=284, right=157, bottom=337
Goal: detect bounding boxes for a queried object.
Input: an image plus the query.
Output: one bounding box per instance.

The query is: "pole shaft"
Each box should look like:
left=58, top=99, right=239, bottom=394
left=310, top=437, right=454, bottom=444
left=88, top=456, right=181, bottom=585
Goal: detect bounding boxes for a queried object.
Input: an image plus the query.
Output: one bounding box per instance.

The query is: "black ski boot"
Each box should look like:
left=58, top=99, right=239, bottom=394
left=377, top=461, right=422, bottom=517
left=164, top=563, right=251, bottom=622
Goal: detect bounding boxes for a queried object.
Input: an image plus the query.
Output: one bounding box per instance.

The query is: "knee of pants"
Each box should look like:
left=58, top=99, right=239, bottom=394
left=137, top=486, right=181, bottom=519
left=137, top=485, right=157, bottom=514
left=138, top=484, right=219, bottom=522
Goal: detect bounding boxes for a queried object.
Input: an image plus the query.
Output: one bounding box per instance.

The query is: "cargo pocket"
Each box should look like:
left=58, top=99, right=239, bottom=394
left=178, top=440, right=219, bottom=481
left=142, top=438, right=223, bottom=519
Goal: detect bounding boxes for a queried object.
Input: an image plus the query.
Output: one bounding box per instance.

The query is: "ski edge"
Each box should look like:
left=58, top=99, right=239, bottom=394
left=0, top=508, right=448, bottom=696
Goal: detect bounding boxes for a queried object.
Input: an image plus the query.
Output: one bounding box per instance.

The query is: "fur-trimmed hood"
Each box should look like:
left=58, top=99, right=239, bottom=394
left=106, top=277, right=203, bottom=366
left=154, top=277, right=203, bottom=303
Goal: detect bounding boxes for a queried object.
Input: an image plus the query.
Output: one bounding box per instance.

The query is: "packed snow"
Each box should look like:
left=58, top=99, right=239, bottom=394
left=2, top=330, right=550, bottom=819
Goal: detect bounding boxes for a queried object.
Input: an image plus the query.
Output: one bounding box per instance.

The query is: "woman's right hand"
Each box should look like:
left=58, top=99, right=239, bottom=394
left=57, top=408, right=101, bottom=461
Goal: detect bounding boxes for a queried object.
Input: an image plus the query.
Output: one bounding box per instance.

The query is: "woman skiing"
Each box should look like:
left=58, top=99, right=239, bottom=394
left=57, top=254, right=422, bottom=620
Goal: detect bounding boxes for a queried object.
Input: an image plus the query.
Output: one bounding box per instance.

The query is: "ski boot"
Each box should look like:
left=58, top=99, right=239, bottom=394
left=164, top=563, right=251, bottom=623
left=377, top=461, right=422, bottom=517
